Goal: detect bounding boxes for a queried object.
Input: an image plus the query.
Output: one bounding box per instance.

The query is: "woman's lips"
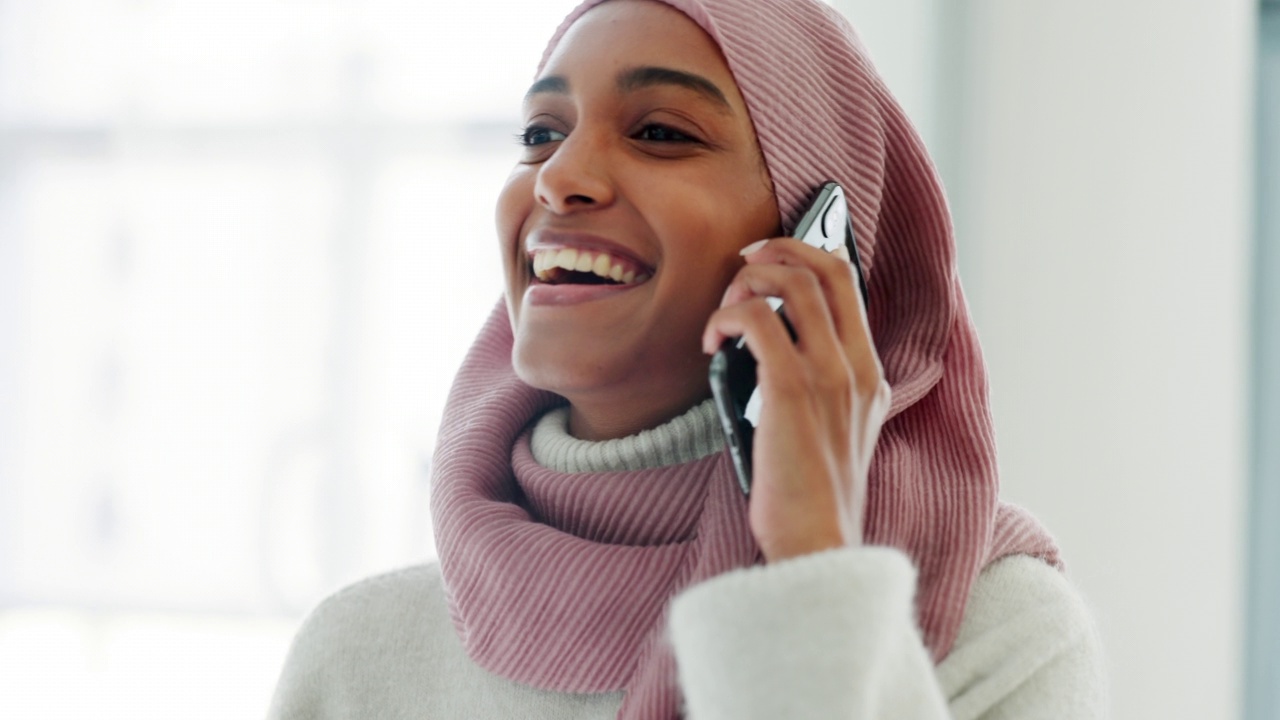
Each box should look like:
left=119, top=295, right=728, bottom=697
left=520, top=230, right=656, bottom=306
left=524, top=274, right=650, bottom=306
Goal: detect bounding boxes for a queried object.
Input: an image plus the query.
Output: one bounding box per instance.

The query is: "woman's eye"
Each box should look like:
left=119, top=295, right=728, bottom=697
left=517, top=126, right=567, bottom=146
left=635, top=124, right=696, bottom=143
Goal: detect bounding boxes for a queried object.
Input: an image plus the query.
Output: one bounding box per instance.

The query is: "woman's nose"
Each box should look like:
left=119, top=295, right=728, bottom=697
left=533, top=132, right=615, bottom=214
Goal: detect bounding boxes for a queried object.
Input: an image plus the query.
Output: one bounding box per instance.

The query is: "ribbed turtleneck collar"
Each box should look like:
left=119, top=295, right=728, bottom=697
left=529, top=398, right=726, bottom=473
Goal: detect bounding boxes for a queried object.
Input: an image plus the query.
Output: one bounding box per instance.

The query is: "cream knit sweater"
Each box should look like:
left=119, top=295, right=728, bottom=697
left=267, top=402, right=1107, bottom=719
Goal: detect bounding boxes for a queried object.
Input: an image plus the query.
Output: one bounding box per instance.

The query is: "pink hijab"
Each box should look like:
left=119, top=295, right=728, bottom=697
left=431, top=0, right=1061, bottom=717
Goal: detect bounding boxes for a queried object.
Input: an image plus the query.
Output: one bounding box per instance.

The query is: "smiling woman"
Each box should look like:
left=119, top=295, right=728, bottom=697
left=266, top=1, right=1106, bottom=718
left=499, top=1, right=779, bottom=441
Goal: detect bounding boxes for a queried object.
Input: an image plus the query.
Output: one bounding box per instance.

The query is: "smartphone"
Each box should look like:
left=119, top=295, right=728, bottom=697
left=708, top=182, right=868, bottom=495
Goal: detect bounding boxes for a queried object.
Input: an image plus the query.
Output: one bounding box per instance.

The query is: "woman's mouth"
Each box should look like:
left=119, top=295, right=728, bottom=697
left=523, top=245, right=654, bottom=307
left=530, top=246, right=651, bottom=286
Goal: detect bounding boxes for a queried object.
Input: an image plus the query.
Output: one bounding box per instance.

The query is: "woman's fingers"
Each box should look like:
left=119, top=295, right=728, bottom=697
left=715, top=237, right=883, bottom=391
left=743, top=238, right=873, bottom=356
left=707, top=263, right=846, bottom=375
left=703, top=296, right=802, bottom=375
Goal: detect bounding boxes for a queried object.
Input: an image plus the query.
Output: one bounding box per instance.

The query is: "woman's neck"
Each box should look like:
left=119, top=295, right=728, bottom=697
left=563, top=374, right=715, bottom=441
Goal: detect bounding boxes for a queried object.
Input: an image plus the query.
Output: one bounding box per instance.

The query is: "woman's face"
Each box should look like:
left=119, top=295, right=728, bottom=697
left=496, top=0, right=780, bottom=439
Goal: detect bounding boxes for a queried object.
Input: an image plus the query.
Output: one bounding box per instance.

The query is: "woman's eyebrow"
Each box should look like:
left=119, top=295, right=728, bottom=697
left=616, top=66, right=732, bottom=113
left=525, top=75, right=569, bottom=101
left=523, top=67, right=733, bottom=114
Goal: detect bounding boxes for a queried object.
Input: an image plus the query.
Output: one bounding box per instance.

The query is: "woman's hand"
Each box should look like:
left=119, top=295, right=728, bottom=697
left=702, top=238, right=891, bottom=563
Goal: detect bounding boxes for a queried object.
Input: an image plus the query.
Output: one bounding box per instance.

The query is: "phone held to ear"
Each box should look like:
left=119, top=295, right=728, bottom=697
left=708, top=181, right=869, bottom=495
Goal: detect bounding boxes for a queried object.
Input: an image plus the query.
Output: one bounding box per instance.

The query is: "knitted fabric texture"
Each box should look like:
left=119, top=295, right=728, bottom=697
left=431, top=1, right=1062, bottom=718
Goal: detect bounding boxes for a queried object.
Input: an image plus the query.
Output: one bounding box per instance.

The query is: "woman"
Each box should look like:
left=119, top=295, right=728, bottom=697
left=268, top=0, right=1106, bottom=718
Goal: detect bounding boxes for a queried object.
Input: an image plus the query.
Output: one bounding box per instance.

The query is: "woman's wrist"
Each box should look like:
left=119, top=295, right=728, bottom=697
left=758, top=514, right=859, bottom=563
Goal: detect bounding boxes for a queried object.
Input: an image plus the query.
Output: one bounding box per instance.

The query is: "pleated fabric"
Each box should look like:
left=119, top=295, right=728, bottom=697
left=432, top=1, right=1062, bottom=718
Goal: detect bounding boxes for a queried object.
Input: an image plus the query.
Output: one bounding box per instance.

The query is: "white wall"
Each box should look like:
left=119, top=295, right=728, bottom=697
left=1250, top=12, right=1280, bottom=718
left=831, top=1, right=1256, bottom=718
left=822, top=0, right=943, bottom=155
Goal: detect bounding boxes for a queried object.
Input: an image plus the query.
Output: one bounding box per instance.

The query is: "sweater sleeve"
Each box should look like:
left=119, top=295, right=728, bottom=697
left=667, top=547, right=1106, bottom=720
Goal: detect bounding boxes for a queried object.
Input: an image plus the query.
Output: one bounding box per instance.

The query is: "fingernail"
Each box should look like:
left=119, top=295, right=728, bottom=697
left=740, top=239, right=769, bottom=256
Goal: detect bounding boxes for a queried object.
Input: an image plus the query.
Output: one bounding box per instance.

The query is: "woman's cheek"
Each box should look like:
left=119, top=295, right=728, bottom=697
left=495, top=168, right=534, bottom=243
left=495, top=170, right=535, bottom=291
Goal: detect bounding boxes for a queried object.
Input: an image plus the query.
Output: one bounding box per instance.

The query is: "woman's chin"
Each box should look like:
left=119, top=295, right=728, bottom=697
left=512, top=333, right=714, bottom=429
left=511, top=337, right=674, bottom=405
left=511, top=338, right=623, bottom=398
left=509, top=297, right=647, bottom=395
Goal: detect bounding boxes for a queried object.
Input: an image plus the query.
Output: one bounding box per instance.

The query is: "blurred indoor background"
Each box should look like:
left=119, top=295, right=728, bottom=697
left=0, top=0, right=1274, bottom=718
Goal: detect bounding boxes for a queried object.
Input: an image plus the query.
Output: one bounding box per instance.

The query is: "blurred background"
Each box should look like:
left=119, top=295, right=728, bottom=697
left=0, top=0, right=1273, bottom=718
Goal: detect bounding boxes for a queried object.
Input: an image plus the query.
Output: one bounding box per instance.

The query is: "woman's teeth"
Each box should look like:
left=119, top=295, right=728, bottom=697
left=531, top=247, right=648, bottom=285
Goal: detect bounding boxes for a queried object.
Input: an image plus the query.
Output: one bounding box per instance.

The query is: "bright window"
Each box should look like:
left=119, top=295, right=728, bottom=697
left=0, top=1, right=578, bottom=717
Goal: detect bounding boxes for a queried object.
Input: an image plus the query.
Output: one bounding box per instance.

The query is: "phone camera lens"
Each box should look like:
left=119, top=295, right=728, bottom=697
left=822, top=202, right=846, bottom=240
